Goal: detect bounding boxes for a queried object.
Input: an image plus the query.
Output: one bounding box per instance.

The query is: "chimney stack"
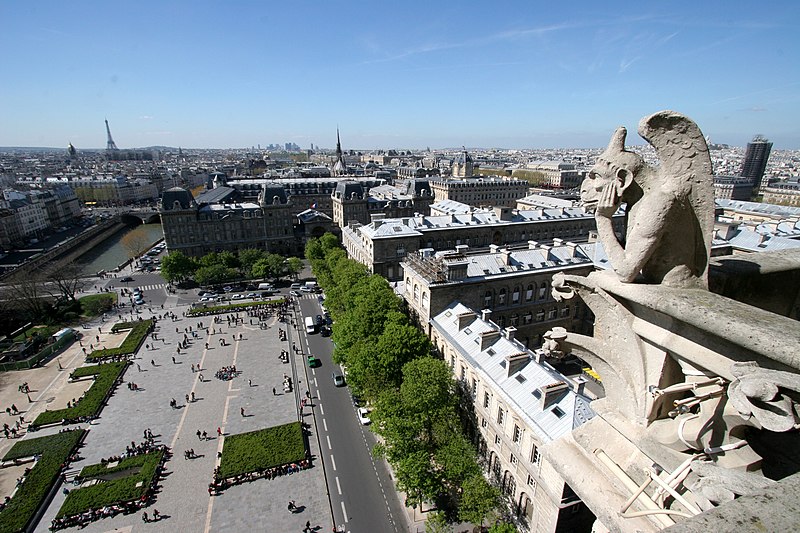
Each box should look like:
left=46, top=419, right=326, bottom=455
left=504, top=326, right=517, bottom=341
left=456, top=311, right=476, bottom=330
left=481, top=308, right=492, bottom=322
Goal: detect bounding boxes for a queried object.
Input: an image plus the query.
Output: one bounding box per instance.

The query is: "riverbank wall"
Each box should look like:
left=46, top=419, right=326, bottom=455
left=0, top=218, right=130, bottom=280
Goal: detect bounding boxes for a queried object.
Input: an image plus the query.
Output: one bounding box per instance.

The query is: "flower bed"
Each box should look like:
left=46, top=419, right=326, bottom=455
left=85, top=319, right=153, bottom=361
left=54, top=448, right=167, bottom=522
left=30, top=362, right=128, bottom=428
left=0, top=430, right=86, bottom=533
left=187, top=298, right=285, bottom=316
left=218, top=422, right=305, bottom=479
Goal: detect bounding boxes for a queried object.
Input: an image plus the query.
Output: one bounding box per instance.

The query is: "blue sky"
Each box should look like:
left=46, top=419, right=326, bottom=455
left=2, top=1, right=799, bottom=149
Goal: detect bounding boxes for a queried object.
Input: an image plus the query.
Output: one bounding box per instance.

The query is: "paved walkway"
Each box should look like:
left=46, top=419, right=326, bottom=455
left=1, top=302, right=331, bottom=533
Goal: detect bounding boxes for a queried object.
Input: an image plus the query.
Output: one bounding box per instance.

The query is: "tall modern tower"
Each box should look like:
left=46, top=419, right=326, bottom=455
left=740, top=135, right=772, bottom=193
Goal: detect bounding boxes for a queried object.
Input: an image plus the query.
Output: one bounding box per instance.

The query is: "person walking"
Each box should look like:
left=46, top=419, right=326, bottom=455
left=197, top=430, right=202, bottom=440
left=240, top=407, right=245, bottom=417
left=217, top=427, right=221, bottom=436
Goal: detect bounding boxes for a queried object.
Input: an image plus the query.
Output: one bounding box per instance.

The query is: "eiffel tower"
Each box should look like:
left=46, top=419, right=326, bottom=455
left=105, top=119, right=119, bottom=151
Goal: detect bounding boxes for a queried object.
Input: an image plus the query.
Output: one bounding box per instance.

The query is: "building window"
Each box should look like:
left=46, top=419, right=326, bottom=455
left=481, top=417, right=488, bottom=428
left=560, top=306, right=570, bottom=318
left=484, top=392, right=491, bottom=408
left=471, top=379, right=477, bottom=398
left=495, top=435, right=502, bottom=445
left=510, top=454, right=518, bottom=466
left=523, top=313, right=533, bottom=325
left=498, top=288, right=506, bottom=306
left=460, top=366, right=466, bottom=382
left=536, top=310, right=544, bottom=322
left=538, top=283, right=547, bottom=300
left=527, top=474, right=536, bottom=488
left=531, top=445, right=541, bottom=465
left=512, top=287, right=520, bottom=304
left=497, top=407, right=505, bottom=426
left=413, top=284, right=419, bottom=302
left=525, top=284, right=534, bottom=301
left=484, top=291, right=492, bottom=307
left=547, top=308, right=557, bottom=320
left=396, top=245, right=405, bottom=257
left=510, top=314, right=519, bottom=327
left=513, top=425, right=521, bottom=444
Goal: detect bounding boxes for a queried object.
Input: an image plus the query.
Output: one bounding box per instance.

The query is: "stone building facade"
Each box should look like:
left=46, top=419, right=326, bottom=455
left=430, top=302, right=596, bottom=533
left=159, top=185, right=299, bottom=257
left=712, top=175, right=753, bottom=201
left=331, top=179, right=435, bottom=227
left=524, top=161, right=583, bottom=189
left=402, top=241, right=599, bottom=349
left=429, top=177, right=530, bottom=208
left=341, top=203, right=623, bottom=281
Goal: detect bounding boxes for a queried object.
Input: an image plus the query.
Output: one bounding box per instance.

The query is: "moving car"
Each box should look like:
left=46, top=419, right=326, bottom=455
left=332, top=373, right=345, bottom=387
left=121, top=276, right=134, bottom=282
left=357, top=407, right=371, bottom=425
left=246, top=292, right=258, bottom=299
left=320, top=326, right=331, bottom=337
left=306, top=355, right=320, bottom=368
left=134, top=296, right=145, bottom=305
left=231, top=294, right=244, bottom=300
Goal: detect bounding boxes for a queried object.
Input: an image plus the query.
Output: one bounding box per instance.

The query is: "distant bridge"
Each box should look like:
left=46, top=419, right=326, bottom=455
left=119, top=208, right=161, bottom=225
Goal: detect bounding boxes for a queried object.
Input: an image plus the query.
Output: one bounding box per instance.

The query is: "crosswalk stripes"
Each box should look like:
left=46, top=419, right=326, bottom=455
left=137, top=283, right=166, bottom=291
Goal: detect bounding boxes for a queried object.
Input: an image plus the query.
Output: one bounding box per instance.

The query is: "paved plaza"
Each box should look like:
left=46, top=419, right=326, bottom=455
left=0, top=292, right=332, bottom=532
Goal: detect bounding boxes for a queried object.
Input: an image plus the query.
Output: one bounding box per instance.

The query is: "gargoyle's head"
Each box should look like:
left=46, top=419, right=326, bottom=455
left=581, top=126, right=645, bottom=212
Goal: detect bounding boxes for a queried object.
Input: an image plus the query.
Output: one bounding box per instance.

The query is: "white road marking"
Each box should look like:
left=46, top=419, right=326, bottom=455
left=323, top=419, right=328, bottom=432
left=336, top=476, right=342, bottom=495
left=341, top=501, right=348, bottom=522
left=314, top=377, right=318, bottom=387
left=319, top=403, right=324, bottom=416
left=331, top=454, right=337, bottom=471
left=326, top=435, right=332, bottom=450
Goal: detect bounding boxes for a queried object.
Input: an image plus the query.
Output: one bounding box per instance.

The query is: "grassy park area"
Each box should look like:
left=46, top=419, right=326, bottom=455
left=218, top=422, right=305, bottom=480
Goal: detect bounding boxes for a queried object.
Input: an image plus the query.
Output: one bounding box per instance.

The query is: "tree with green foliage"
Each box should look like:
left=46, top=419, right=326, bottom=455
left=286, top=257, right=303, bottom=279
left=459, top=474, right=501, bottom=526
left=217, top=250, right=240, bottom=269
left=425, top=511, right=453, bottom=533
left=252, top=253, right=287, bottom=281
left=238, top=248, right=266, bottom=276
left=487, top=521, right=518, bottom=533
left=160, top=251, right=197, bottom=283
left=194, top=264, right=238, bottom=286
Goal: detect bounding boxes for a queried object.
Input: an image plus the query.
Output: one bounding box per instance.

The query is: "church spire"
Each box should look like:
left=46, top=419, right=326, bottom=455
left=333, top=127, right=346, bottom=176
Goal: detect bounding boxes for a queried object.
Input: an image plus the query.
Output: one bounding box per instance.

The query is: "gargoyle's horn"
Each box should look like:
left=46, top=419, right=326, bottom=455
left=606, top=126, right=627, bottom=154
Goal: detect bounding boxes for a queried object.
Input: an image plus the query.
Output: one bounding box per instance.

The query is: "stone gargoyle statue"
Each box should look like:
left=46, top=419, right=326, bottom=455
left=580, top=110, right=715, bottom=288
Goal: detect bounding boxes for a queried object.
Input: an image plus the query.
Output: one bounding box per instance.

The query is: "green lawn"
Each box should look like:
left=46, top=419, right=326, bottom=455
left=187, top=298, right=285, bottom=316
left=11, top=325, right=61, bottom=342
left=56, top=449, right=165, bottom=518
left=78, top=293, right=117, bottom=317
left=218, top=422, right=305, bottom=479
left=0, top=430, right=86, bottom=533
left=85, top=319, right=152, bottom=361
left=31, top=362, right=128, bottom=428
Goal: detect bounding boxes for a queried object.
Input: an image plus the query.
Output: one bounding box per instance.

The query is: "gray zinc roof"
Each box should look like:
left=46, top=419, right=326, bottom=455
left=431, top=301, right=595, bottom=443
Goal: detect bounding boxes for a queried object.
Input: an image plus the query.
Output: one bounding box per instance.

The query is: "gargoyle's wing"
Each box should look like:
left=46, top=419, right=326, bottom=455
left=638, top=110, right=715, bottom=285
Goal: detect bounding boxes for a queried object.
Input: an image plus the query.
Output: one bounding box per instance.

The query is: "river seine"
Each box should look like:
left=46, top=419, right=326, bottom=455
left=77, top=224, right=164, bottom=275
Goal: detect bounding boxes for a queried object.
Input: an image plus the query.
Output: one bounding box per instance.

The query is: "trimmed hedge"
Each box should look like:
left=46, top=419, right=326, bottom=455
left=218, top=422, right=305, bottom=479
left=187, top=298, right=285, bottom=316
left=56, top=449, right=165, bottom=518
left=31, top=362, right=128, bottom=428
left=86, top=319, right=152, bottom=361
left=0, top=430, right=86, bottom=533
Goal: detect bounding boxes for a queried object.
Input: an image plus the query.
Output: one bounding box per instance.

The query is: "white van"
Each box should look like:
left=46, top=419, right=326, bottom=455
left=304, top=316, right=317, bottom=334
left=257, top=283, right=274, bottom=290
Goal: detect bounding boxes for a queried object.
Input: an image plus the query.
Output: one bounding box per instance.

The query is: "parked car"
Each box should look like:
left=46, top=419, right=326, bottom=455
left=332, top=373, right=345, bottom=387
left=357, top=407, right=371, bottom=425
left=134, top=297, right=145, bottom=305
left=320, top=326, right=331, bottom=337
left=231, top=294, right=244, bottom=300
left=246, top=292, right=258, bottom=299
left=290, top=290, right=300, bottom=297
left=306, top=355, right=320, bottom=368
left=121, top=276, right=134, bottom=282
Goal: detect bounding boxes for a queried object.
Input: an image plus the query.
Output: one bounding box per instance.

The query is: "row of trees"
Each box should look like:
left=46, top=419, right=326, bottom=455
left=305, top=234, right=513, bottom=532
left=160, top=249, right=303, bottom=286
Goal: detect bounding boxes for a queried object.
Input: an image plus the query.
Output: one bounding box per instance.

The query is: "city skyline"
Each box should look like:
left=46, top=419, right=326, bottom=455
left=2, top=1, right=799, bottom=150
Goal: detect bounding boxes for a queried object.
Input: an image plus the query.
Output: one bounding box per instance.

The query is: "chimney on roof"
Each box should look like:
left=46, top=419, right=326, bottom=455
left=479, top=330, right=502, bottom=351
left=540, top=381, right=569, bottom=409
left=504, top=326, right=517, bottom=341
left=500, top=248, right=511, bottom=265
left=553, top=238, right=563, bottom=247
left=481, top=308, right=492, bottom=322
left=571, top=376, right=587, bottom=396
left=566, top=241, right=578, bottom=257
left=489, top=244, right=499, bottom=254
left=505, top=352, right=530, bottom=377
left=456, top=311, right=476, bottom=330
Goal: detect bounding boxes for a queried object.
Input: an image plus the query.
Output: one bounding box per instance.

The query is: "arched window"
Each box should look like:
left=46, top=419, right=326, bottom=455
left=512, top=286, right=520, bottom=304
left=422, top=292, right=429, bottom=309
left=484, top=291, right=493, bottom=308
left=538, top=282, right=548, bottom=300
left=413, top=284, right=419, bottom=302
left=525, top=284, right=534, bottom=301
left=498, top=288, right=507, bottom=306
